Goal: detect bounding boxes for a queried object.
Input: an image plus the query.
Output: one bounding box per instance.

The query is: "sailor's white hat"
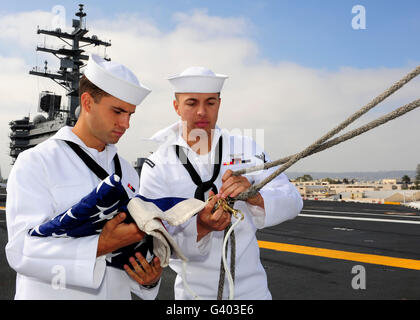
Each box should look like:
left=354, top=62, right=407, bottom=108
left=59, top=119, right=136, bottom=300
left=168, top=66, right=228, bottom=93
left=84, top=53, right=151, bottom=105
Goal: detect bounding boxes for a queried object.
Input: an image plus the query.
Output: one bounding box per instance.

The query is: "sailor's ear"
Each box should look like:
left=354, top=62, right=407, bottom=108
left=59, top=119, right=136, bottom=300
left=80, top=92, right=93, bottom=113
left=173, top=99, right=180, bottom=116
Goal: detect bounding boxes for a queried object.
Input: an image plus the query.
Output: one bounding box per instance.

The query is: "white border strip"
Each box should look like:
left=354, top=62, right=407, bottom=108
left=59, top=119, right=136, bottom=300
left=302, top=209, right=420, bottom=219
left=299, top=213, right=420, bottom=224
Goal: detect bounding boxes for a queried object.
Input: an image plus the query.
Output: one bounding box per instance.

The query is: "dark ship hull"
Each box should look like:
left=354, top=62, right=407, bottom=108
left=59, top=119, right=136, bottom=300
left=9, top=114, right=66, bottom=160
left=9, top=4, right=111, bottom=163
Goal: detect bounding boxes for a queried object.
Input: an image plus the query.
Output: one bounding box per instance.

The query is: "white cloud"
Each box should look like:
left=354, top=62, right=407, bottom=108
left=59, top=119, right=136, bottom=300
left=0, top=8, right=419, bottom=178
left=172, top=9, right=251, bottom=37
left=0, top=56, right=39, bottom=109
left=0, top=11, right=55, bottom=49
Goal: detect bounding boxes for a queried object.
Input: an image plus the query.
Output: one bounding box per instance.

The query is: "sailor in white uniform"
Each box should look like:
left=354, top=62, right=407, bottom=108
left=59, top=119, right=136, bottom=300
left=6, top=54, right=162, bottom=299
left=139, top=66, right=303, bottom=300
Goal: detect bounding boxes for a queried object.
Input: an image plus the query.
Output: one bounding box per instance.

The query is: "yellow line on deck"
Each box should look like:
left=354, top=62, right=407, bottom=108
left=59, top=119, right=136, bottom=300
left=258, top=240, right=420, bottom=271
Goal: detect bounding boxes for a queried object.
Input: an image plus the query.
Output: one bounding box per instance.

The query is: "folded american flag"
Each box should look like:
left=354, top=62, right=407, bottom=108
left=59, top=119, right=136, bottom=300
left=28, top=174, right=187, bottom=270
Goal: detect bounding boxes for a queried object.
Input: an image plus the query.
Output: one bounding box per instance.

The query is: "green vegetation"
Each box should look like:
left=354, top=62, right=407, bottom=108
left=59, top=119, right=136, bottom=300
left=415, top=164, right=420, bottom=190
left=295, top=174, right=313, bottom=182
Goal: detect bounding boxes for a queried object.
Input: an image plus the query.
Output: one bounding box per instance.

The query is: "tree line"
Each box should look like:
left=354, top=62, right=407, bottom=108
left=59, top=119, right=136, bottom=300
left=401, top=164, right=420, bottom=190
left=295, top=163, right=420, bottom=190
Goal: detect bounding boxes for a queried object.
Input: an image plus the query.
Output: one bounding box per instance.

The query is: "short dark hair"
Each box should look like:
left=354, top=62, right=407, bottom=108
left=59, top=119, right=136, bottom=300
left=174, top=92, right=221, bottom=101
left=79, top=75, right=110, bottom=103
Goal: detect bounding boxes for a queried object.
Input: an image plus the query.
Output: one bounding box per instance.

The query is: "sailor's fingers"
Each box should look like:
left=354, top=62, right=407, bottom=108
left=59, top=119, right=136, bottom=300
left=207, top=192, right=220, bottom=206
left=117, top=222, right=145, bottom=243
left=152, top=256, right=162, bottom=272
left=218, top=212, right=231, bottom=231
left=222, top=181, right=250, bottom=199
left=124, top=263, right=142, bottom=283
left=135, top=252, right=153, bottom=274
left=97, top=213, right=144, bottom=256
left=150, top=257, right=163, bottom=281
left=220, top=176, right=251, bottom=199
left=140, top=255, right=163, bottom=285
left=104, top=212, right=126, bottom=231
left=204, top=193, right=221, bottom=213
left=220, top=175, right=239, bottom=193
left=124, top=254, right=162, bottom=286
left=210, top=206, right=227, bottom=222
left=222, top=169, right=233, bottom=183
left=128, top=256, right=146, bottom=277
left=221, top=175, right=250, bottom=192
left=211, top=207, right=231, bottom=230
left=103, top=212, right=143, bottom=240
left=218, top=213, right=232, bottom=230
left=124, top=261, right=147, bottom=285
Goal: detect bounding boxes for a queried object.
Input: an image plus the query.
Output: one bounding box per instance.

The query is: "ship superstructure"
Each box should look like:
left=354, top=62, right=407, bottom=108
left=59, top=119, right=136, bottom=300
left=9, top=4, right=111, bottom=163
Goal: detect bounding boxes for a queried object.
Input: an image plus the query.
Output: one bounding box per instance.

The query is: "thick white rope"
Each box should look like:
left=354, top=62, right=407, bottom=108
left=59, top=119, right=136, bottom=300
left=221, top=215, right=243, bottom=300
left=181, top=260, right=201, bottom=300
left=180, top=198, right=244, bottom=300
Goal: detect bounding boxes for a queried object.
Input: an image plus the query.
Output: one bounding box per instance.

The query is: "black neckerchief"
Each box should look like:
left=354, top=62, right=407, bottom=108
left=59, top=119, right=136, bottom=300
left=175, top=135, right=223, bottom=201
left=64, top=140, right=122, bottom=180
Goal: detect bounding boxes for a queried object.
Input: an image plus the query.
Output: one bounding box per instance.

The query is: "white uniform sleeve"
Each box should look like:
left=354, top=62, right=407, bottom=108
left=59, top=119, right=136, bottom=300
left=139, top=157, right=211, bottom=259
left=5, top=151, right=106, bottom=289
left=243, top=141, right=303, bottom=229
left=130, top=277, right=161, bottom=300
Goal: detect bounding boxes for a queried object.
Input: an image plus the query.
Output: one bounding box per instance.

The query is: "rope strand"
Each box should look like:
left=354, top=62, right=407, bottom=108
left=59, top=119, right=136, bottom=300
left=232, top=66, right=420, bottom=201
left=234, top=98, right=420, bottom=177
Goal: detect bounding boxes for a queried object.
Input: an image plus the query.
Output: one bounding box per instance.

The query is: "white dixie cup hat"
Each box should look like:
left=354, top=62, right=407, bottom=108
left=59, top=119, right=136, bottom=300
left=84, top=53, right=151, bottom=105
left=168, top=66, right=228, bottom=93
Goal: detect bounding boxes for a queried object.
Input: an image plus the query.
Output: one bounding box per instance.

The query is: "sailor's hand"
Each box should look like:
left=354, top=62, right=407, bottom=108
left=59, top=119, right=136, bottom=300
left=124, top=253, right=162, bottom=287
left=96, top=212, right=145, bottom=257
left=196, top=191, right=231, bottom=241
left=220, top=169, right=264, bottom=208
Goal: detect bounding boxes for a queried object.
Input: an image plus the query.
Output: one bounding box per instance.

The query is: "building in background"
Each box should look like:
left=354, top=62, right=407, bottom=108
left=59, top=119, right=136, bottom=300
left=291, top=179, right=419, bottom=205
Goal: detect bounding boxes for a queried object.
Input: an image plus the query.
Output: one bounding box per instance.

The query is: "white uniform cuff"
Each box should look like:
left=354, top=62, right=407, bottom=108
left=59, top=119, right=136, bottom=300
left=245, top=201, right=266, bottom=229
left=180, top=216, right=212, bottom=257
left=75, top=235, right=106, bottom=289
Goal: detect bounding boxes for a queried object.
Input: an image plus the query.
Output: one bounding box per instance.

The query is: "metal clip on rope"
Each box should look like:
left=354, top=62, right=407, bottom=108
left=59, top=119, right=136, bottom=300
left=208, top=195, right=244, bottom=220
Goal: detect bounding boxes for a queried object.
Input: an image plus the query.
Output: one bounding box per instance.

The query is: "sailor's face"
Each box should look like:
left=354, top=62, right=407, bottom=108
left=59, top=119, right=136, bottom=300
left=174, top=92, right=220, bottom=141
left=89, top=94, right=136, bottom=145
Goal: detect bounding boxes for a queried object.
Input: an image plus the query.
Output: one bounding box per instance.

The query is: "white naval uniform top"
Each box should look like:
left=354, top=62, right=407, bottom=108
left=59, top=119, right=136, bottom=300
left=139, top=122, right=303, bottom=300
left=5, top=126, right=159, bottom=300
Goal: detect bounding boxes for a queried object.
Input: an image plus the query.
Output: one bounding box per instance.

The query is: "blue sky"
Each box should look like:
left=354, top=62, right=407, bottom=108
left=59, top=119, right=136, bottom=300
left=0, top=1, right=419, bottom=176
left=1, top=0, right=419, bottom=70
